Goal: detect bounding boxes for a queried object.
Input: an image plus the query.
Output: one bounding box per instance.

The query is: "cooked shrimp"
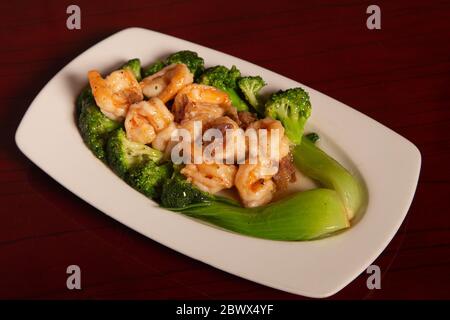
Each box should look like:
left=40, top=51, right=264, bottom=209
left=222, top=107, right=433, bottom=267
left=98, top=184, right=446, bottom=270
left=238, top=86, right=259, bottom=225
left=124, top=97, right=174, bottom=144
left=140, top=63, right=193, bottom=102
left=235, top=118, right=292, bottom=207
left=173, top=84, right=236, bottom=123
left=151, top=122, right=177, bottom=152
left=203, top=116, right=245, bottom=163
left=247, top=118, right=290, bottom=163
left=181, top=163, right=237, bottom=194
left=166, top=119, right=203, bottom=164
left=88, top=69, right=143, bottom=121
left=181, top=102, right=226, bottom=123
left=235, top=163, right=276, bottom=208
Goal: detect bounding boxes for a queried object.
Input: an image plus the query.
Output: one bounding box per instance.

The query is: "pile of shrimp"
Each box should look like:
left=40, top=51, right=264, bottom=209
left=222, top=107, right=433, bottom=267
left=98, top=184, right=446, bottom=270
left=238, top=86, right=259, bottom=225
left=88, top=63, right=295, bottom=208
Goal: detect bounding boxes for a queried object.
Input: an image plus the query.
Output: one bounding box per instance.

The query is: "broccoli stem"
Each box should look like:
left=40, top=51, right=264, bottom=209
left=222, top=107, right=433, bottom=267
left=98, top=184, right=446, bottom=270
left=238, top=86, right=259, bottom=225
left=222, top=88, right=249, bottom=112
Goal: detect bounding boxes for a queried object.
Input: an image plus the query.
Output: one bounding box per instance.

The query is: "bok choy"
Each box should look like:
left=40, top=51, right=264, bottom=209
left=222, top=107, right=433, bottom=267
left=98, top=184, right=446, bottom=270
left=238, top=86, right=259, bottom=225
left=168, top=136, right=365, bottom=241
left=292, top=138, right=365, bottom=220
left=171, top=189, right=349, bottom=241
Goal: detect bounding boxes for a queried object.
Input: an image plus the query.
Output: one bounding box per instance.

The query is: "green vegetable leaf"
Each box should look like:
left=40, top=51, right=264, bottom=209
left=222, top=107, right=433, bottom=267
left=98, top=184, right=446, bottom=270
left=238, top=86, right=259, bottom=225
left=293, top=138, right=365, bottom=220
left=173, top=188, right=349, bottom=241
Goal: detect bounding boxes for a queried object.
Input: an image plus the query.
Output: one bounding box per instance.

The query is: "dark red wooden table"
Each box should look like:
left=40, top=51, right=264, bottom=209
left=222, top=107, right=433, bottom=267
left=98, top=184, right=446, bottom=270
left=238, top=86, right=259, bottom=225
left=1, top=0, right=449, bottom=299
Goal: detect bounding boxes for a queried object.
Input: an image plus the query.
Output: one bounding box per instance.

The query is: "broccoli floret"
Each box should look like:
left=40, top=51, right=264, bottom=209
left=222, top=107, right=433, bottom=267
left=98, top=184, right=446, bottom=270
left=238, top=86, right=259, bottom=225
left=142, top=60, right=165, bottom=78
left=141, top=51, right=204, bottom=80
left=121, top=58, right=142, bottom=81
left=264, top=88, right=312, bottom=145
left=127, top=161, right=172, bottom=199
left=305, top=132, right=320, bottom=143
left=78, top=91, right=121, bottom=162
left=106, top=128, right=163, bottom=178
left=76, top=86, right=94, bottom=115
left=237, top=76, right=266, bottom=114
left=198, top=65, right=249, bottom=112
left=160, top=172, right=214, bottom=208
left=165, top=50, right=205, bottom=79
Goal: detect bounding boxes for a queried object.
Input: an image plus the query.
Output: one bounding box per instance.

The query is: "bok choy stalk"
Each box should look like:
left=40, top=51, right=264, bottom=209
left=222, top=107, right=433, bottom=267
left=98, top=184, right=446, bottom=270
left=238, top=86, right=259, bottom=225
left=292, top=138, right=365, bottom=220
left=168, top=135, right=366, bottom=241
left=171, top=189, right=349, bottom=241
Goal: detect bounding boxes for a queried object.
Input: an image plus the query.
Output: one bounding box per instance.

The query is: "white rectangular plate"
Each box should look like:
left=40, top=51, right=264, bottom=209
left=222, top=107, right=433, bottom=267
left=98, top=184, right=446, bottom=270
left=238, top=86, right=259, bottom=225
left=15, top=28, right=421, bottom=298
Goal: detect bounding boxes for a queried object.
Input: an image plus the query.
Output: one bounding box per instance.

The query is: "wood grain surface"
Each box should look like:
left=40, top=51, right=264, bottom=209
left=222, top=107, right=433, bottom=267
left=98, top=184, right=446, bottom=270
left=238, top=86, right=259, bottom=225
left=1, top=0, right=449, bottom=299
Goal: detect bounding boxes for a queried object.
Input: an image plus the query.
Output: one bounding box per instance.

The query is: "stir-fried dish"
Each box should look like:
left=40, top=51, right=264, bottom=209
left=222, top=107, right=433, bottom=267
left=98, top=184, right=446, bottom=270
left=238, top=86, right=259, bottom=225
left=77, top=51, right=365, bottom=241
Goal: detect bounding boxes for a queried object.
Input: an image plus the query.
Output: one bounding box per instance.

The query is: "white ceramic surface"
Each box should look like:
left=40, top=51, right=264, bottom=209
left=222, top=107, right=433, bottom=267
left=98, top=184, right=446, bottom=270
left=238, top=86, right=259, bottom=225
left=15, top=28, right=421, bottom=298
